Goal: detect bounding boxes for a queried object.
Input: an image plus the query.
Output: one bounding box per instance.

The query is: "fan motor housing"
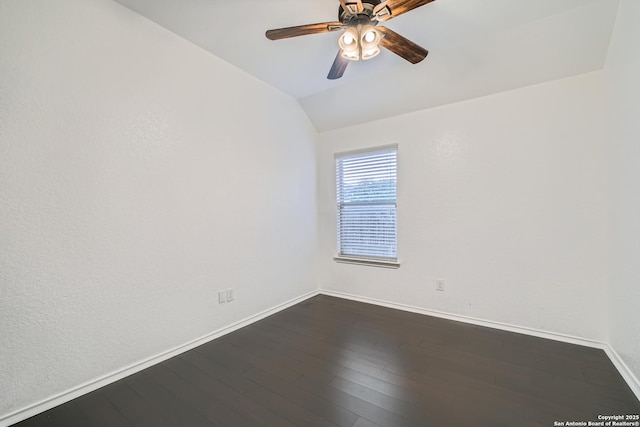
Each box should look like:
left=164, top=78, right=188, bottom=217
left=339, top=0, right=382, bottom=23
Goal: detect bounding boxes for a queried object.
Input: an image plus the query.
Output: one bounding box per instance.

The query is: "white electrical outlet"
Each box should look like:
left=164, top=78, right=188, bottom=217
left=226, top=288, right=234, bottom=302
left=436, top=279, right=445, bottom=291
left=218, top=291, right=226, bottom=304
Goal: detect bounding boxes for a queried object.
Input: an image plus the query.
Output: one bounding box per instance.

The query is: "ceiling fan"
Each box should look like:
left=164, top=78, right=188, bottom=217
left=266, top=0, right=435, bottom=80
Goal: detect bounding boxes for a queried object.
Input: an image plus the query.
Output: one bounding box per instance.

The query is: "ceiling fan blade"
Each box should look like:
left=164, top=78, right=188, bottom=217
left=377, top=26, right=428, bottom=64
left=328, top=51, right=349, bottom=80
left=266, top=22, right=343, bottom=40
left=374, top=0, right=435, bottom=22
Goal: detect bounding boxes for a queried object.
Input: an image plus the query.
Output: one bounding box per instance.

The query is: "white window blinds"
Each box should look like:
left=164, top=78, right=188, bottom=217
left=336, top=146, right=397, bottom=260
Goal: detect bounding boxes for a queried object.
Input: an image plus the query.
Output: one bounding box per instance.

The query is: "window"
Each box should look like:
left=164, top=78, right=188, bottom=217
left=335, top=145, right=398, bottom=267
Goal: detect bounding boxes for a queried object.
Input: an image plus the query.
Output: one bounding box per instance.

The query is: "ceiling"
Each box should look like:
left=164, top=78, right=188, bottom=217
left=113, top=0, right=619, bottom=131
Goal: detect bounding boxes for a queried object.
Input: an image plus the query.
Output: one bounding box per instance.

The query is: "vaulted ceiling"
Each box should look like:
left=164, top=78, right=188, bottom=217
left=114, top=0, right=618, bottom=131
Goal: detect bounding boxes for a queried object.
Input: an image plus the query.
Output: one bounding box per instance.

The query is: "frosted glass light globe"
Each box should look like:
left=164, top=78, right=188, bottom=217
left=364, top=31, right=376, bottom=43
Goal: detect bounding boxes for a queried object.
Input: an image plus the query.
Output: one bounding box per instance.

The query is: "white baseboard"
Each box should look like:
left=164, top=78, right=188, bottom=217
left=0, top=289, right=320, bottom=427
left=603, top=345, right=640, bottom=401
left=320, top=289, right=640, bottom=401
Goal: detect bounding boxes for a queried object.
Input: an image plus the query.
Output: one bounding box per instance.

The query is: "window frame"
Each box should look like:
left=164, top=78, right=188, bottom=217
left=334, top=144, right=400, bottom=269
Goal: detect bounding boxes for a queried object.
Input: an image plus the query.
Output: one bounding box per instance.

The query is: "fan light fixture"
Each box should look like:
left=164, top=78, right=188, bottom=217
left=339, top=24, right=381, bottom=61
left=339, top=27, right=360, bottom=59
left=360, top=24, right=381, bottom=60
left=265, top=0, right=434, bottom=80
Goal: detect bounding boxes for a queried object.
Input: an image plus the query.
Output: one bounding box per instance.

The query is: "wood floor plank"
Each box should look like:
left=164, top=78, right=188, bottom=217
left=195, top=340, right=253, bottom=373
left=10, top=294, right=640, bottom=427
left=257, top=318, right=389, bottom=370
left=341, top=357, right=454, bottom=402
left=241, top=378, right=340, bottom=427
left=172, top=354, right=297, bottom=427
left=225, top=327, right=338, bottom=383
left=243, top=366, right=359, bottom=427
left=43, top=402, right=89, bottom=427
left=332, top=367, right=419, bottom=405
left=353, top=417, right=382, bottom=427
left=74, top=390, right=132, bottom=427
left=294, top=375, right=420, bottom=427
left=180, top=349, right=256, bottom=394
left=328, top=376, right=427, bottom=421
left=146, top=363, right=252, bottom=427
left=124, top=372, right=213, bottom=427
left=218, top=341, right=302, bottom=382
left=9, top=415, right=51, bottom=427
left=102, top=381, right=175, bottom=427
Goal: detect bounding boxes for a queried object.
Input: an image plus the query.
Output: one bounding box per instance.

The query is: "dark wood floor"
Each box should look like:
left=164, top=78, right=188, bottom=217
left=13, top=295, right=640, bottom=427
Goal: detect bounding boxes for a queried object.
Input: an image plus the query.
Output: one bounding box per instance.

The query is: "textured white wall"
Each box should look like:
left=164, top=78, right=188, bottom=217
left=604, top=0, right=640, bottom=382
left=317, top=72, right=609, bottom=342
left=0, top=0, right=317, bottom=418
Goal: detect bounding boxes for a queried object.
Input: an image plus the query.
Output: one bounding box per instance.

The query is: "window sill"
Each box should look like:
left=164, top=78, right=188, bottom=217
left=333, top=256, right=400, bottom=269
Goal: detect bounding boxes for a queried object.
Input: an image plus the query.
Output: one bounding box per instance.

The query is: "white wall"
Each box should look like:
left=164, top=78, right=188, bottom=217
left=317, top=71, right=609, bottom=342
left=604, top=0, right=640, bottom=382
left=0, top=0, right=317, bottom=419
